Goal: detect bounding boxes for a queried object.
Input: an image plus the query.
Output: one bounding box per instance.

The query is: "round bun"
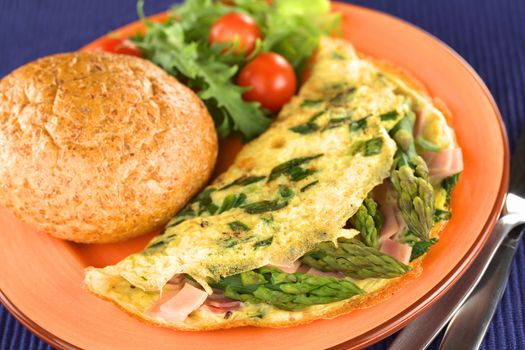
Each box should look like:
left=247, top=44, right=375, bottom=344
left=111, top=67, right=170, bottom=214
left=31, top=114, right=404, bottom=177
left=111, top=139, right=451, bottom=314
left=0, top=52, right=217, bottom=243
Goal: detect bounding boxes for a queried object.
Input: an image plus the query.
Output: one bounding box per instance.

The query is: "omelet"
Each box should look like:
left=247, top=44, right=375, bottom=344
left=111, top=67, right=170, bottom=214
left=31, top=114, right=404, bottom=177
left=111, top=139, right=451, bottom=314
left=85, top=37, right=462, bottom=330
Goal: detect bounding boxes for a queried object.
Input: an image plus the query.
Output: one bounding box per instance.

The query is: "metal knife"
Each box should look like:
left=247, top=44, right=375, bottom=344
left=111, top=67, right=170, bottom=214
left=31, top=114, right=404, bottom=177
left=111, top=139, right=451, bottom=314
left=439, top=132, right=525, bottom=349
left=389, top=131, right=525, bottom=350
left=439, top=224, right=525, bottom=350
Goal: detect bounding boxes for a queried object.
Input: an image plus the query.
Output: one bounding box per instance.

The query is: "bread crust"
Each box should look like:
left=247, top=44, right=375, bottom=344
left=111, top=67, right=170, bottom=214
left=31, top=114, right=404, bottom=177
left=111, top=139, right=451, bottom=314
left=0, top=52, right=218, bottom=243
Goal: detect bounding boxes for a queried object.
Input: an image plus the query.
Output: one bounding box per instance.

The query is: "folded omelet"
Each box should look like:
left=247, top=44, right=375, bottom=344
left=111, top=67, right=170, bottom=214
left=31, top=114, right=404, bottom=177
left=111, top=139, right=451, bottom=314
left=85, top=37, right=462, bottom=330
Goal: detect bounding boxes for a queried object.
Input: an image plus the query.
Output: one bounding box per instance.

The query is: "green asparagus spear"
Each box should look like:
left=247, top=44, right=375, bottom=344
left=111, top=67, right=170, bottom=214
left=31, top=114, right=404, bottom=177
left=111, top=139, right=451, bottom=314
left=350, top=197, right=383, bottom=248
left=391, top=166, right=435, bottom=241
left=212, top=267, right=363, bottom=311
left=300, top=238, right=411, bottom=279
left=390, top=112, right=435, bottom=241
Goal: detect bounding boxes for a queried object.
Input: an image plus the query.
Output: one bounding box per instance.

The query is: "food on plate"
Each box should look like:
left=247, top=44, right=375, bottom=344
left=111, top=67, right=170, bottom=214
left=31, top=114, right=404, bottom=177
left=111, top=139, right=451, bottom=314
left=236, top=52, right=297, bottom=112
left=92, top=38, right=143, bottom=57
left=0, top=51, right=217, bottom=243
left=133, top=0, right=340, bottom=140
left=85, top=37, right=463, bottom=329
left=209, top=12, right=262, bottom=56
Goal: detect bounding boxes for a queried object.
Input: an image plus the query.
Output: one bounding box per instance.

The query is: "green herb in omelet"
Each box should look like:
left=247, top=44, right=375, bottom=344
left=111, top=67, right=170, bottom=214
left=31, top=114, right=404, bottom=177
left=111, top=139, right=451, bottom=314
left=267, top=154, right=323, bottom=182
left=300, top=180, right=319, bottom=192
left=409, top=238, right=438, bottom=261
left=442, top=173, right=461, bottom=204
left=253, top=237, right=273, bottom=249
left=218, top=193, right=247, bottom=213
left=349, top=117, right=368, bottom=132
left=380, top=110, right=399, bottom=121
left=434, top=209, right=452, bottom=221
left=242, top=200, right=288, bottom=214
left=228, top=221, right=250, bottom=232
left=289, top=111, right=324, bottom=134
left=300, top=99, right=324, bottom=108
left=351, top=137, right=383, bottom=157
left=220, top=175, right=266, bottom=190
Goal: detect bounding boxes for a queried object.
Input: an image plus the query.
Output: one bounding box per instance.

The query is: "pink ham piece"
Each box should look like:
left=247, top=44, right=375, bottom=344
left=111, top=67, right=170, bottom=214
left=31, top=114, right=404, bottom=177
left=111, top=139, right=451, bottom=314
left=269, top=260, right=301, bottom=273
left=423, top=147, right=463, bottom=180
left=374, top=181, right=404, bottom=242
left=167, top=274, right=185, bottom=285
left=205, top=292, right=243, bottom=313
left=206, top=300, right=243, bottom=311
left=380, top=239, right=412, bottom=265
left=148, top=283, right=208, bottom=322
left=415, top=106, right=429, bottom=137
left=379, top=200, right=401, bottom=242
left=147, top=288, right=179, bottom=315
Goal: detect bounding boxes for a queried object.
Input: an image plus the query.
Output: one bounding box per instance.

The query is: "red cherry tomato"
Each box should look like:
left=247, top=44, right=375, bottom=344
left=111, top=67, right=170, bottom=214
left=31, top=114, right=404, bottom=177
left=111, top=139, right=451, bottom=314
left=209, top=13, right=262, bottom=56
left=97, top=38, right=142, bottom=57
left=237, top=52, right=297, bottom=112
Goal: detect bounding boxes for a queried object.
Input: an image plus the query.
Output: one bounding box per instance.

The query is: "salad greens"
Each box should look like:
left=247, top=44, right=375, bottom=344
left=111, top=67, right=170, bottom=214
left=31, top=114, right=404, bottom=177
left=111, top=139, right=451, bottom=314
left=133, top=0, right=340, bottom=141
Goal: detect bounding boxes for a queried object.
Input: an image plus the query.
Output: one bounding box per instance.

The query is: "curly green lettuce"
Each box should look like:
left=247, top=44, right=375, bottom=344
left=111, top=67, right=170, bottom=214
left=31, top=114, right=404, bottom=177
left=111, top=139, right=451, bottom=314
left=133, top=0, right=339, bottom=141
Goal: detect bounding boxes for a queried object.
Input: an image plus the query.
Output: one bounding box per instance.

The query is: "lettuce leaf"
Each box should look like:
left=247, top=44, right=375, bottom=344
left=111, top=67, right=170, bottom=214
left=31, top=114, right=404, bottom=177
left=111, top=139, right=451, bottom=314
left=135, top=5, right=271, bottom=140
left=133, top=0, right=338, bottom=140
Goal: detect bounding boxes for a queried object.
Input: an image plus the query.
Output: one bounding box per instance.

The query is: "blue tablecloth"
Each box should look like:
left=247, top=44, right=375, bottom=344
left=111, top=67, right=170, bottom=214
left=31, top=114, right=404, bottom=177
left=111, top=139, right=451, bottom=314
left=0, top=0, right=523, bottom=349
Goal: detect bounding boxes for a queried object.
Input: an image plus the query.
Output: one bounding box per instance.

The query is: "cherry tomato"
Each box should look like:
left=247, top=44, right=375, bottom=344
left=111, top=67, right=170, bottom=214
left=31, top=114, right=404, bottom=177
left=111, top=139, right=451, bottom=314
left=237, top=52, right=297, bottom=112
left=209, top=13, right=262, bottom=56
left=97, top=38, right=142, bottom=57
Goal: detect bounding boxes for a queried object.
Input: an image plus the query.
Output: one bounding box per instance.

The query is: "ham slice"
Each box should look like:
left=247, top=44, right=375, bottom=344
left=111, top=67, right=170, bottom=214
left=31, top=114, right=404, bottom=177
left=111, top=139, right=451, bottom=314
left=167, top=274, right=185, bottom=285
left=423, top=147, right=463, bottom=180
left=379, top=200, right=401, bottom=242
left=306, top=268, right=345, bottom=278
left=148, top=283, right=208, bottom=322
left=269, top=260, right=301, bottom=273
left=204, top=304, right=243, bottom=314
left=147, top=288, right=180, bottom=315
left=206, top=300, right=243, bottom=310
left=374, top=181, right=404, bottom=242
left=415, top=106, right=429, bottom=137
left=204, top=291, right=243, bottom=313
left=379, top=239, right=412, bottom=265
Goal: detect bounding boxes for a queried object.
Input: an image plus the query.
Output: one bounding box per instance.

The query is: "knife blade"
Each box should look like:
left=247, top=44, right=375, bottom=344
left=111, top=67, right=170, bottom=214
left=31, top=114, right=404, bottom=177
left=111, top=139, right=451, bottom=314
left=439, top=225, right=525, bottom=350
left=389, top=130, right=525, bottom=350
left=508, top=130, right=525, bottom=198
left=387, top=212, right=524, bottom=350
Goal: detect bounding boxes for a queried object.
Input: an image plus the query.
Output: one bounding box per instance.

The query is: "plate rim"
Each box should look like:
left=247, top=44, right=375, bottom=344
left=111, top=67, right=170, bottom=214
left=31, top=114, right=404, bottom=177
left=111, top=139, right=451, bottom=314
left=329, top=2, right=510, bottom=348
left=0, top=2, right=510, bottom=349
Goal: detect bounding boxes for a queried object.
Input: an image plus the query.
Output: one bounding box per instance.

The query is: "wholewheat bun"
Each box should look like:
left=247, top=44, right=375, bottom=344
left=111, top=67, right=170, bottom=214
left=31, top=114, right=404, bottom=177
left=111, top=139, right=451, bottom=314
left=0, top=51, right=218, bottom=243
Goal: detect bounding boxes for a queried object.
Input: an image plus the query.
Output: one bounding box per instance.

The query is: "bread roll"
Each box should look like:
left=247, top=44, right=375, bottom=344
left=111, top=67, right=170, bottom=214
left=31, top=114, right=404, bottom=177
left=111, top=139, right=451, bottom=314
left=0, top=52, right=218, bottom=243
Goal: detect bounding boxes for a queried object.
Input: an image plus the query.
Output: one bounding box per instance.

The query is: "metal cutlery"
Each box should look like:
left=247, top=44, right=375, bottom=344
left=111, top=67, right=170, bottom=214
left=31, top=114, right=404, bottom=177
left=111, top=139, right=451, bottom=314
left=438, top=131, right=525, bottom=349
left=389, top=130, right=525, bottom=350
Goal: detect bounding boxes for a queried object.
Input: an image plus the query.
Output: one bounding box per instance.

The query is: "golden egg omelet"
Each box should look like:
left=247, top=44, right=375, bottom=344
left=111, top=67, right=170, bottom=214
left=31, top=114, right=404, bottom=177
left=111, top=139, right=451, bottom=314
left=85, top=37, right=461, bottom=330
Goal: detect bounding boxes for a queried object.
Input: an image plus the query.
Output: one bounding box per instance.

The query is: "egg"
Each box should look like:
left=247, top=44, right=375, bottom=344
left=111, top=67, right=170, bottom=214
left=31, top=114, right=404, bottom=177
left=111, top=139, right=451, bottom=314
left=85, top=37, right=458, bottom=330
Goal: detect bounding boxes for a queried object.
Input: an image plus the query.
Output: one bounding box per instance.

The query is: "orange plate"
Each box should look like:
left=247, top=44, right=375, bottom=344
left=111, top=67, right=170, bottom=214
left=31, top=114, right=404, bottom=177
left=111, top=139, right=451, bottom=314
left=0, top=3, right=509, bottom=350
